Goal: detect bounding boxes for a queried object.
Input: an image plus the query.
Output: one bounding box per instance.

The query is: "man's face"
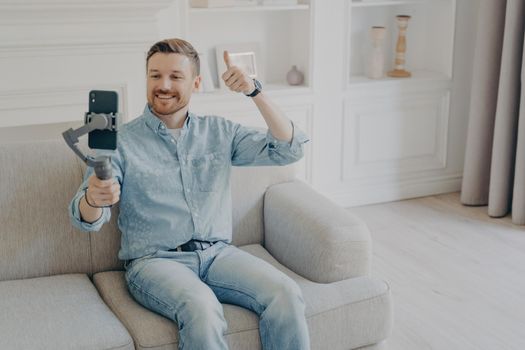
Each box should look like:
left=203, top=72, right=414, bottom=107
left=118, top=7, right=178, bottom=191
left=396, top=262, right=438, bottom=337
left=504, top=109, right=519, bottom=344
left=147, top=53, right=200, bottom=118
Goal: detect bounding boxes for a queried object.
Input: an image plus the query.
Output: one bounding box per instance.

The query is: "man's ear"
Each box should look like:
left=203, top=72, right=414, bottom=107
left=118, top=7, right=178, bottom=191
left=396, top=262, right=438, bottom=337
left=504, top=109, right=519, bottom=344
left=193, top=75, right=202, bottom=92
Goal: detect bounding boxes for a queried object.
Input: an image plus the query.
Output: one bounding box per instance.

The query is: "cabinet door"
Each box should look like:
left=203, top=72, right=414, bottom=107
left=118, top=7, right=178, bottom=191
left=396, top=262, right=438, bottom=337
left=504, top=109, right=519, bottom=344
left=343, top=87, right=450, bottom=183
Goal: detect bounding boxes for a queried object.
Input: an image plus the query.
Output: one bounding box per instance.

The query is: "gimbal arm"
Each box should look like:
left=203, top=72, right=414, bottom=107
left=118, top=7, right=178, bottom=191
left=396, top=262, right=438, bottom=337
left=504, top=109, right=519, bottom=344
left=62, top=113, right=117, bottom=180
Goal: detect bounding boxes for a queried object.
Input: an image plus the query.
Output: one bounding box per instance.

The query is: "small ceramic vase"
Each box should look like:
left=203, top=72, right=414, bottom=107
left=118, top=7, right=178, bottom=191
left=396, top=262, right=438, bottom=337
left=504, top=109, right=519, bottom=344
left=366, top=26, right=386, bottom=79
left=286, top=65, right=304, bottom=86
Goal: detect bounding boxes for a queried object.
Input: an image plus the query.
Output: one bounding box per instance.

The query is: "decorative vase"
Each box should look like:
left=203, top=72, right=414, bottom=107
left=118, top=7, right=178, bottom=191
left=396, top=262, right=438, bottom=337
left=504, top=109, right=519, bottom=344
left=366, top=26, right=386, bottom=79
left=286, top=65, right=304, bottom=86
left=388, top=15, right=412, bottom=78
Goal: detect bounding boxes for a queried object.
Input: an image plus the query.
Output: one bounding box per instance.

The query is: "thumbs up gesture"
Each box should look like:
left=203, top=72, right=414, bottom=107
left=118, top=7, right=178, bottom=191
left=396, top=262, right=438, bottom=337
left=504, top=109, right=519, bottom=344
left=221, top=51, right=255, bottom=95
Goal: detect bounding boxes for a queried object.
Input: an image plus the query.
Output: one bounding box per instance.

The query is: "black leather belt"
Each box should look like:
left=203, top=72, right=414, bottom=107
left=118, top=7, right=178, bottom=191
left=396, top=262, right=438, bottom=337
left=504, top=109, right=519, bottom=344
left=172, top=240, right=216, bottom=252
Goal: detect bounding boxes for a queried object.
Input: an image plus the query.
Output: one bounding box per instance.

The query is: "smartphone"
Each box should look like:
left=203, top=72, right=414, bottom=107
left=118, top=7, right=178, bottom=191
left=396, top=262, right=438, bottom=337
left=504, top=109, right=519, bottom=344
left=87, top=90, right=118, bottom=150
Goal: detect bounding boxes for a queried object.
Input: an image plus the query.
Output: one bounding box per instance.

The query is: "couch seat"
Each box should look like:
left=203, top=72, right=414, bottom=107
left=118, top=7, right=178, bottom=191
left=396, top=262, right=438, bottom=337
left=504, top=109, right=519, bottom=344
left=93, top=244, right=392, bottom=350
left=0, top=274, right=134, bottom=350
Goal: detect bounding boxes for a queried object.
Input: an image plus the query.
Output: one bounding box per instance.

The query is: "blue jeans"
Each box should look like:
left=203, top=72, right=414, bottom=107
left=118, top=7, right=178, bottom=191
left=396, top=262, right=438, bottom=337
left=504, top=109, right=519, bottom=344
left=125, top=242, right=310, bottom=350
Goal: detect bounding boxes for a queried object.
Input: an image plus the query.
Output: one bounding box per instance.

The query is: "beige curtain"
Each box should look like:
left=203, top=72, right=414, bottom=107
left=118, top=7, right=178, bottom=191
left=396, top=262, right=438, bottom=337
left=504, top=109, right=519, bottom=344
left=461, top=0, right=525, bottom=225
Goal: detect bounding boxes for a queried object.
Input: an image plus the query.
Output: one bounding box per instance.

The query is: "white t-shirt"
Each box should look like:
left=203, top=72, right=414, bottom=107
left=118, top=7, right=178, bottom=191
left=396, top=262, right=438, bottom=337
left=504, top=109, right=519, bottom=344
left=168, top=128, right=182, bottom=142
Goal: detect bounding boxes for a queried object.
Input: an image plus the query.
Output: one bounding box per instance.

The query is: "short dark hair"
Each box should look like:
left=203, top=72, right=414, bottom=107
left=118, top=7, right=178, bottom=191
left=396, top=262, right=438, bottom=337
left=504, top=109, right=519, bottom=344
left=146, top=38, right=200, bottom=76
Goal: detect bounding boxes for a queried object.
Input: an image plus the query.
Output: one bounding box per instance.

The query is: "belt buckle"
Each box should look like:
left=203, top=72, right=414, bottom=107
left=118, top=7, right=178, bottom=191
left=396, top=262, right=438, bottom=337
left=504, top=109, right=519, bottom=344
left=176, top=240, right=215, bottom=252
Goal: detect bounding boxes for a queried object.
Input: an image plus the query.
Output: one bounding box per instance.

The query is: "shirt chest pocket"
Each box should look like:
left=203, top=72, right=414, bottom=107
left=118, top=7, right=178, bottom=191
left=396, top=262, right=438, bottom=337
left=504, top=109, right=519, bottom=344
left=186, top=152, right=228, bottom=192
left=124, top=159, right=184, bottom=193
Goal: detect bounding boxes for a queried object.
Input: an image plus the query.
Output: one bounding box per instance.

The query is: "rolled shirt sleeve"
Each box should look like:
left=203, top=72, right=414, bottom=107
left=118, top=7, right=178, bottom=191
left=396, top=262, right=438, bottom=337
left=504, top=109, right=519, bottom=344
left=231, top=120, right=309, bottom=166
left=69, top=184, right=110, bottom=232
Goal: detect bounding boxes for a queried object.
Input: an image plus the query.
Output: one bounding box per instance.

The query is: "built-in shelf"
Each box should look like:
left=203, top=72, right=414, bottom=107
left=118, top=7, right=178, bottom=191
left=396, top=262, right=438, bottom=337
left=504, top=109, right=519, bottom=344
left=346, top=0, right=455, bottom=89
left=194, top=83, right=312, bottom=100
left=351, top=0, right=426, bottom=7
left=349, top=70, right=450, bottom=86
left=183, top=0, right=313, bottom=94
left=189, top=4, right=309, bottom=13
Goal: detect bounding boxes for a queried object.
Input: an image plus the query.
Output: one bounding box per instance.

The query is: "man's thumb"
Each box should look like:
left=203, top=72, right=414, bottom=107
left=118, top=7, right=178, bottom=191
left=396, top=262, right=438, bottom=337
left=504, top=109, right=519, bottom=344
left=223, top=50, right=232, bottom=69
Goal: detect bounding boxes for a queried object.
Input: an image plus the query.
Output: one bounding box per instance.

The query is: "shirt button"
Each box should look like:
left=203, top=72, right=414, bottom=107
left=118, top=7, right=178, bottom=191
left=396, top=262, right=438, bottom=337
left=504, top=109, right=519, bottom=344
left=171, top=139, right=176, bottom=143
left=160, top=125, right=165, bottom=130
left=185, top=188, right=190, bottom=192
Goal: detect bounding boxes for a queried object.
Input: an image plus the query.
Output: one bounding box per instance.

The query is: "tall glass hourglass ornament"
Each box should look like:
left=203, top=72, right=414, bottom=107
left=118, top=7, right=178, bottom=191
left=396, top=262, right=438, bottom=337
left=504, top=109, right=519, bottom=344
left=366, top=26, right=386, bottom=79
left=388, top=15, right=411, bottom=78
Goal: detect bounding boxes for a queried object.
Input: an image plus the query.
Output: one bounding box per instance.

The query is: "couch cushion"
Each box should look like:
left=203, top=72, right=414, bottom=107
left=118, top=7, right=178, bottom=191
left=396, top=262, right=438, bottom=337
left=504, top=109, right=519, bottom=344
left=0, top=274, right=134, bottom=350
left=93, top=271, right=261, bottom=350
left=93, top=244, right=392, bottom=350
left=0, top=140, right=92, bottom=281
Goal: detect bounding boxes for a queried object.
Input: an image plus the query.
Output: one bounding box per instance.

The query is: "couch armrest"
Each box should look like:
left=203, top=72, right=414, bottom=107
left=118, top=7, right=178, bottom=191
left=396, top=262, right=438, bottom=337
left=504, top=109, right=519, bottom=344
left=264, top=181, right=371, bottom=283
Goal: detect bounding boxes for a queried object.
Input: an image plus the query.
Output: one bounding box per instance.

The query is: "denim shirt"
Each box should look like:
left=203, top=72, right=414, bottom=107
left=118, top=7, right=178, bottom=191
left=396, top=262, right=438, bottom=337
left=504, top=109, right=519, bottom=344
left=69, top=105, right=309, bottom=261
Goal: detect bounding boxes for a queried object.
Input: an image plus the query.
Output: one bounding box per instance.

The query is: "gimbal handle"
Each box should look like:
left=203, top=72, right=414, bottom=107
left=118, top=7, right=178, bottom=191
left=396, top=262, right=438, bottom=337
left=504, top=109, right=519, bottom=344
left=62, top=112, right=118, bottom=180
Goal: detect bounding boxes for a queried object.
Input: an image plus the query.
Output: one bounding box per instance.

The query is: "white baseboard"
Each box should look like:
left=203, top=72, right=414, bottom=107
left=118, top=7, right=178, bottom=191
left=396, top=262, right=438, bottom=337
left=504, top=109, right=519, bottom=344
left=326, top=173, right=463, bottom=208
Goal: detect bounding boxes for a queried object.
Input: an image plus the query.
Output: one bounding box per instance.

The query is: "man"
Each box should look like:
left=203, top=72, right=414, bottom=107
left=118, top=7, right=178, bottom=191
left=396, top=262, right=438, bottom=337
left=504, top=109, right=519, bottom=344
left=69, top=38, right=310, bottom=350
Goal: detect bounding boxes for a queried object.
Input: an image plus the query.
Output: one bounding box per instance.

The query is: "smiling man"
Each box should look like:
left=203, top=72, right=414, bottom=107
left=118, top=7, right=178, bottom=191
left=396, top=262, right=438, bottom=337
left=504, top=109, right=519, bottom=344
left=69, top=38, right=310, bottom=350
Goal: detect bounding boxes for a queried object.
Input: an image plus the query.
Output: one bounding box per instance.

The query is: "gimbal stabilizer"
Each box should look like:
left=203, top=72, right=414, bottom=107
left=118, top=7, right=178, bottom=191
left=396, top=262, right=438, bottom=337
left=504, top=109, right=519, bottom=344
left=62, top=112, right=120, bottom=180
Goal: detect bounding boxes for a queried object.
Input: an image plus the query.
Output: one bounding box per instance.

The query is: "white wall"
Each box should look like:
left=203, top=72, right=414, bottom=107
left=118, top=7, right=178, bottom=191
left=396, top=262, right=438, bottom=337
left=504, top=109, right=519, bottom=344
left=0, top=0, right=479, bottom=206
left=0, top=0, right=172, bottom=139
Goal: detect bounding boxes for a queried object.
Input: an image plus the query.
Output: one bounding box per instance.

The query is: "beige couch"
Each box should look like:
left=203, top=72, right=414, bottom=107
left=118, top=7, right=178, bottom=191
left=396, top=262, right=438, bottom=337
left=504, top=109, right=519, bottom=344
left=0, top=140, right=392, bottom=350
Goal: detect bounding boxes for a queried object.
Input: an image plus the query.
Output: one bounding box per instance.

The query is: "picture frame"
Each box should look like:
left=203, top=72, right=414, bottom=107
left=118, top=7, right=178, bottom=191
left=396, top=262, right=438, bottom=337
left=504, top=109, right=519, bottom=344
left=215, top=42, right=264, bottom=90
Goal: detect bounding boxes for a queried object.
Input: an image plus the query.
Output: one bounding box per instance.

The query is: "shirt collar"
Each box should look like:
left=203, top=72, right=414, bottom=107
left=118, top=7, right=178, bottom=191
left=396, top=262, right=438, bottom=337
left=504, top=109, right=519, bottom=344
left=143, top=104, right=192, bottom=133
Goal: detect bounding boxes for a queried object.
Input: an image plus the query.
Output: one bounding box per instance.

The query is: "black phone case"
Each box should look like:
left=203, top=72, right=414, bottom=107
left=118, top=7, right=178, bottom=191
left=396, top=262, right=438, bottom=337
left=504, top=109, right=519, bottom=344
left=88, top=90, right=118, bottom=150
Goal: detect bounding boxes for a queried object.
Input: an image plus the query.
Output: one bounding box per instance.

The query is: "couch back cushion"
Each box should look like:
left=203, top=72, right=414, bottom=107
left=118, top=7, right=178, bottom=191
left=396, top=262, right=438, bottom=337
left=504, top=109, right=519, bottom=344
left=0, top=139, right=298, bottom=276
left=0, top=140, right=92, bottom=281
left=230, top=165, right=296, bottom=246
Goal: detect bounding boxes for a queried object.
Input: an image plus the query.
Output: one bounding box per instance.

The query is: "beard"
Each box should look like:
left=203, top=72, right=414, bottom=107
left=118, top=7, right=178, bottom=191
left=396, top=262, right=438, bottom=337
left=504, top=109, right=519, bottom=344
left=148, top=90, right=188, bottom=117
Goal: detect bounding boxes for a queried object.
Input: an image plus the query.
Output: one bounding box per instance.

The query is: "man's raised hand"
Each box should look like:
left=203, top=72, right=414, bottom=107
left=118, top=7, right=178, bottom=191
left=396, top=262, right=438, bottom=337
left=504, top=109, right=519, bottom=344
left=221, top=50, right=255, bottom=95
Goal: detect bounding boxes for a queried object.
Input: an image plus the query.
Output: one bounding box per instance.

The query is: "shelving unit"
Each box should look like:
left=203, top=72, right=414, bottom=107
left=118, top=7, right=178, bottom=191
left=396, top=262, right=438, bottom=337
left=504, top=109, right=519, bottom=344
left=179, top=0, right=313, bottom=96
left=346, top=0, right=455, bottom=88
left=341, top=0, right=457, bottom=196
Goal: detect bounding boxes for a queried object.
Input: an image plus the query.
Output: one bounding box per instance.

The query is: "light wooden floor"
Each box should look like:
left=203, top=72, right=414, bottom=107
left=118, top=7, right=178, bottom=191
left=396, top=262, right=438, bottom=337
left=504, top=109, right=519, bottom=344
left=347, top=192, right=525, bottom=350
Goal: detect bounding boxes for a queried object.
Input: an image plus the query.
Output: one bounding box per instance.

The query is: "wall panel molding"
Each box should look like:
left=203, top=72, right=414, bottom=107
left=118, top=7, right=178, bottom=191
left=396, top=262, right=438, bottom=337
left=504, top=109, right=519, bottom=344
left=0, top=0, right=173, bottom=18
left=329, top=172, right=463, bottom=208
left=0, top=0, right=172, bottom=58
left=342, top=85, right=451, bottom=183
left=0, top=84, right=128, bottom=128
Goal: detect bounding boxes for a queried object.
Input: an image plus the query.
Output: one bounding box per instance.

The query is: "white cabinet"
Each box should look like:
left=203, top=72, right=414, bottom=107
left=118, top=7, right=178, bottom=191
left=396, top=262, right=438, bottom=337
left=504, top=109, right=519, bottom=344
left=334, top=0, right=458, bottom=206
left=343, top=82, right=450, bottom=181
